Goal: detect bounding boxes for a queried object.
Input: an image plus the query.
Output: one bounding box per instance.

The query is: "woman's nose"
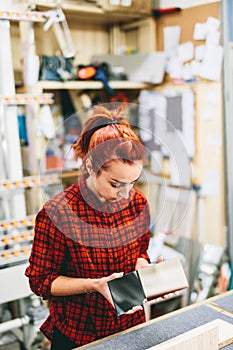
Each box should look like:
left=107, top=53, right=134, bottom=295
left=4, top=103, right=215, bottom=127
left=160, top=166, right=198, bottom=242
left=118, top=184, right=133, bottom=199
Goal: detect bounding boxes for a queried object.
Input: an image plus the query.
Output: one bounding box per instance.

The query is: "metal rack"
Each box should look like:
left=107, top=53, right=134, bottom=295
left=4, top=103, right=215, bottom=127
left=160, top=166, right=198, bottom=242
left=0, top=6, right=53, bottom=350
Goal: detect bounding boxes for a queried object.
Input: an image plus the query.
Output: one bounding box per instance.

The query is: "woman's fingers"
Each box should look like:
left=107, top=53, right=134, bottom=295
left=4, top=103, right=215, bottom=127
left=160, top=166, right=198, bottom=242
left=156, top=256, right=163, bottom=264
left=108, top=272, right=124, bottom=281
left=125, top=305, right=143, bottom=314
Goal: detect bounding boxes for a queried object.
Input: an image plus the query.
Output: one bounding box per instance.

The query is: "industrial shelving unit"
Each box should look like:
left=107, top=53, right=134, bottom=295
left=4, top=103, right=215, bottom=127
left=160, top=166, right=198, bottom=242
left=0, top=7, right=57, bottom=349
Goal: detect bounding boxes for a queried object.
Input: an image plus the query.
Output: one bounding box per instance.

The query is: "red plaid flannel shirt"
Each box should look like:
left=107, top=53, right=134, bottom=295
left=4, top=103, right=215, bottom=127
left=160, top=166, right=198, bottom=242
left=25, top=175, right=151, bottom=347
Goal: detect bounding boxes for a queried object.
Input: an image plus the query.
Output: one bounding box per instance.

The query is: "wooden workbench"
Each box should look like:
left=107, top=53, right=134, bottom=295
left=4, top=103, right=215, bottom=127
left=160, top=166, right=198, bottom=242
left=76, top=290, right=233, bottom=350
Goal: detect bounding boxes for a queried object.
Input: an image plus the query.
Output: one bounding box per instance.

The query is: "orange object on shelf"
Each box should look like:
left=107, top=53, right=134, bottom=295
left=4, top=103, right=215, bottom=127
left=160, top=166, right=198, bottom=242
left=2, top=237, right=9, bottom=244
left=21, top=219, right=28, bottom=226
left=22, top=248, right=29, bottom=254
left=1, top=223, right=8, bottom=229
left=24, top=179, right=31, bottom=187
left=78, top=66, right=96, bottom=80
left=12, top=250, right=20, bottom=257
left=21, top=233, right=28, bottom=240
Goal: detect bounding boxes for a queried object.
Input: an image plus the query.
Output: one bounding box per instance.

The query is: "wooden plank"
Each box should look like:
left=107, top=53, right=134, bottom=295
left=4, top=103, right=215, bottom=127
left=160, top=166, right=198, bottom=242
left=145, top=319, right=233, bottom=350
left=34, top=1, right=149, bottom=24
left=36, top=80, right=152, bottom=90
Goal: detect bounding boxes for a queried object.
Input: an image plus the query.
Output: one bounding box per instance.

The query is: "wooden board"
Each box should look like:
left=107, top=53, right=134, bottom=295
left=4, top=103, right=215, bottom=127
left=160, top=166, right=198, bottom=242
left=145, top=319, right=233, bottom=350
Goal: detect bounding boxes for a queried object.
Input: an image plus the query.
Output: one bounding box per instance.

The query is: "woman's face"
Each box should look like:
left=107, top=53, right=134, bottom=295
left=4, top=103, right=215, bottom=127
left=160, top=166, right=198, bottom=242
left=87, top=160, right=143, bottom=202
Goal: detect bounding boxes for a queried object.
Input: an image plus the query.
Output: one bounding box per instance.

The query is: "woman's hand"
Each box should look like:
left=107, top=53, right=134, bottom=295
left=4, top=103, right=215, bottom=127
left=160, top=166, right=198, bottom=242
left=94, top=272, right=124, bottom=306
left=135, top=257, right=149, bottom=270
left=94, top=272, right=144, bottom=314
left=156, top=256, right=163, bottom=264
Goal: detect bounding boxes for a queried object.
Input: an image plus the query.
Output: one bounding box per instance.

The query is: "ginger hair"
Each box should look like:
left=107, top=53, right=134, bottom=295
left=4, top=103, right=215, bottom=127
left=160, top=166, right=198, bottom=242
left=72, top=103, right=145, bottom=175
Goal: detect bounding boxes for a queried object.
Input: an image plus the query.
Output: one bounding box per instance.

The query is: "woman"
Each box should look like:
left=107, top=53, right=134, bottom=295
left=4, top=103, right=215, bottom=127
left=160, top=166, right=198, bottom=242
left=25, top=103, right=153, bottom=349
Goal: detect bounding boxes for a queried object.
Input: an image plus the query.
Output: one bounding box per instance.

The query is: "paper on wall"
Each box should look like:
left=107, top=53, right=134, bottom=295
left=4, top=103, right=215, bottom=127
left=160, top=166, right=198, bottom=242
left=182, top=63, right=194, bottom=80
left=164, top=26, right=180, bottom=59
left=166, top=57, right=183, bottom=79
left=199, top=44, right=223, bottom=81
left=193, top=22, right=207, bottom=40
left=195, top=45, right=205, bottom=61
left=190, top=60, right=202, bottom=76
left=206, top=16, right=220, bottom=32
left=177, top=41, right=194, bottom=62
left=206, top=30, right=220, bottom=46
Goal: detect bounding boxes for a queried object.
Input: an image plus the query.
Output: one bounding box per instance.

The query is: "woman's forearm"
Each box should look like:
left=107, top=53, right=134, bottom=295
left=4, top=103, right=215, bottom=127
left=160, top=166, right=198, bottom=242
left=50, top=272, right=124, bottom=307
left=51, top=276, right=98, bottom=296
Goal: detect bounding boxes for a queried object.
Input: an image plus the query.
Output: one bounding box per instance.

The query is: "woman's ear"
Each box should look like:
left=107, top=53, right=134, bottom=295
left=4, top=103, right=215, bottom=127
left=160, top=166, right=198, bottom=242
left=86, top=158, right=94, bottom=176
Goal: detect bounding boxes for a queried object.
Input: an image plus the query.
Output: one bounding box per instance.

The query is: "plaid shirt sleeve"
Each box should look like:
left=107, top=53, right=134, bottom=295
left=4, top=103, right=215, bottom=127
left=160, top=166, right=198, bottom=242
left=25, top=206, right=66, bottom=299
left=137, top=201, right=151, bottom=263
left=138, top=235, right=150, bottom=262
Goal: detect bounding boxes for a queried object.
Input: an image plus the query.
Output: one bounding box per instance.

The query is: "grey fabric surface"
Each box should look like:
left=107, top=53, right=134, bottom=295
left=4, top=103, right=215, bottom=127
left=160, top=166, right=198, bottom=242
left=222, top=345, right=233, bottom=350
left=212, top=293, right=233, bottom=312
left=79, top=304, right=233, bottom=350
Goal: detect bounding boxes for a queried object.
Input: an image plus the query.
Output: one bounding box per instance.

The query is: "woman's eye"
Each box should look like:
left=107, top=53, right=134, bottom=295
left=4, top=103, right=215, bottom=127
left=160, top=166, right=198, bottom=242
left=111, top=183, right=121, bottom=188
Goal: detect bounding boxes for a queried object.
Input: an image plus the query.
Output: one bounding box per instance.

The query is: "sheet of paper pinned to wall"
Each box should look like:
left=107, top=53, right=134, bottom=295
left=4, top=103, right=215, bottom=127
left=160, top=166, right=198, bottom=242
left=195, top=45, right=205, bottom=61
left=199, top=44, right=223, bottom=81
left=177, top=41, right=194, bottom=63
left=206, top=30, right=220, bottom=46
left=166, top=57, right=183, bottom=79
left=193, top=22, right=207, bottom=40
left=206, top=16, right=220, bottom=32
left=190, top=60, right=201, bottom=76
left=164, top=26, right=181, bottom=59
